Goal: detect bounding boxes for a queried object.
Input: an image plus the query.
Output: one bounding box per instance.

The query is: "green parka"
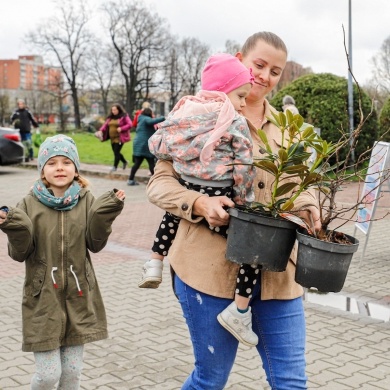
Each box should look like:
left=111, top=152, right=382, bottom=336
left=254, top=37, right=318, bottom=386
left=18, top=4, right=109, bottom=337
left=0, top=188, right=124, bottom=352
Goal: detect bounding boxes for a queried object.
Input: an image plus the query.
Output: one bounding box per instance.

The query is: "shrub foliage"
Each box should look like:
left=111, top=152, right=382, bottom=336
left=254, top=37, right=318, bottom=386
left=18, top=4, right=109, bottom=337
left=270, top=73, right=378, bottom=161
left=379, top=96, right=390, bottom=142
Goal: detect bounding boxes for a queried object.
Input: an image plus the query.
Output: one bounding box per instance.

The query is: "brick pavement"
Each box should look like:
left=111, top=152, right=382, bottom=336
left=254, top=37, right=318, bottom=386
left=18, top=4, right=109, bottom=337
left=0, top=164, right=389, bottom=389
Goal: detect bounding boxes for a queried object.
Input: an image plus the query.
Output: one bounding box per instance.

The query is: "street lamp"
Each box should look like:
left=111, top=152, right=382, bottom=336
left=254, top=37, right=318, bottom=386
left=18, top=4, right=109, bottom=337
left=348, top=0, right=355, bottom=163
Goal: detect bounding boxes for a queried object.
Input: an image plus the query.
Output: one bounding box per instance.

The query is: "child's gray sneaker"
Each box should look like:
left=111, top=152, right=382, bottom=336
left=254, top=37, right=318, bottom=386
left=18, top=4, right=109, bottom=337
left=217, top=302, right=258, bottom=347
left=138, top=259, right=163, bottom=288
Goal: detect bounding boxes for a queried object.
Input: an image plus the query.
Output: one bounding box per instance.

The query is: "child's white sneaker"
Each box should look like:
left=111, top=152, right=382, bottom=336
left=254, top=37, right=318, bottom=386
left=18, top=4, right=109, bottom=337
left=138, top=259, right=163, bottom=288
left=217, top=302, right=258, bottom=347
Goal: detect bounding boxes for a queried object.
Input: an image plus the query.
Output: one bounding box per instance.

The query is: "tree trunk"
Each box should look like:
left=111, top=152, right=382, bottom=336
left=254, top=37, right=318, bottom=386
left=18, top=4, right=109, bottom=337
left=71, top=87, right=81, bottom=129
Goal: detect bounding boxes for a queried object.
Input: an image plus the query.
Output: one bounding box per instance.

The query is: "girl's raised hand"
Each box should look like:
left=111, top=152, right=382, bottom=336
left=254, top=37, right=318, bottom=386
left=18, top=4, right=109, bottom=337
left=0, top=210, right=7, bottom=224
left=115, top=189, right=126, bottom=201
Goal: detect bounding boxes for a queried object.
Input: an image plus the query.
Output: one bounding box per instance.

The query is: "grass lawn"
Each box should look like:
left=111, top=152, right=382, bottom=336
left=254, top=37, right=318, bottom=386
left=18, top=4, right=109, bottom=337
left=35, top=130, right=147, bottom=167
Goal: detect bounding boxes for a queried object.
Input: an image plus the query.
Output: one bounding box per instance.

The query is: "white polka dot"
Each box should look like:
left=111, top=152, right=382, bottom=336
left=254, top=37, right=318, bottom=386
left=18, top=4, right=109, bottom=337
left=169, top=229, right=176, bottom=234
left=168, top=222, right=174, bottom=227
left=159, top=244, right=165, bottom=249
left=244, top=277, right=249, bottom=282
left=255, top=269, right=260, bottom=274
left=163, top=251, right=167, bottom=255
left=215, top=227, right=220, bottom=232
left=253, top=280, right=257, bottom=285
left=215, top=190, right=221, bottom=195
left=200, top=189, right=205, bottom=193
left=154, top=238, right=159, bottom=242
left=246, top=288, right=252, bottom=294
left=161, top=224, right=165, bottom=229
left=235, top=288, right=240, bottom=294
left=240, top=269, right=245, bottom=274
left=237, top=278, right=240, bottom=283
left=162, top=235, right=168, bottom=240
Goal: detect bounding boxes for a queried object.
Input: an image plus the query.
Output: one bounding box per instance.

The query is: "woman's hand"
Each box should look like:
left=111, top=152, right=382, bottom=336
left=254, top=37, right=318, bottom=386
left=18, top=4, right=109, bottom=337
left=193, top=196, right=235, bottom=227
left=298, top=206, right=321, bottom=233
left=115, top=189, right=126, bottom=201
left=117, top=127, right=122, bottom=133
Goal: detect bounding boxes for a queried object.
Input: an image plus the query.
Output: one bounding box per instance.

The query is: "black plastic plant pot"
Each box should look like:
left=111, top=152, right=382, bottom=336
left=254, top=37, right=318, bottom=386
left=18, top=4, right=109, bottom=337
left=295, top=228, right=360, bottom=293
left=226, top=207, right=297, bottom=271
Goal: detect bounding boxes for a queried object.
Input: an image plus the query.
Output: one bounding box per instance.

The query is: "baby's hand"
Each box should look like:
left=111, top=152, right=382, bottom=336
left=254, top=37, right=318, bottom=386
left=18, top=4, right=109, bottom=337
left=115, top=189, right=126, bottom=201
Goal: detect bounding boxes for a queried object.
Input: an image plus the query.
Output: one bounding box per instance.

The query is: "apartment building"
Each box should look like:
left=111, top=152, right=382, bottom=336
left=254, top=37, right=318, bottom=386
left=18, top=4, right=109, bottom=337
left=0, top=55, right=62, bottom=123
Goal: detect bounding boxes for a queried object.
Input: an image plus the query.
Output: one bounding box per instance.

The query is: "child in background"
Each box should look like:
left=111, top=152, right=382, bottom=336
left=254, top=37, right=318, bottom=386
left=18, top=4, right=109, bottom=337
left=0, top=134, right=125, bottom=389
left=140, top=53, right=259, bottom=347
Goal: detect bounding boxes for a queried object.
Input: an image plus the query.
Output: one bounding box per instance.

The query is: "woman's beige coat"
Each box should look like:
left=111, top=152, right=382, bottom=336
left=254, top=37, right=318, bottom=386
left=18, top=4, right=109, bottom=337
left=147, top=100, right=318, bottom=300
left=0, top=189, right=124, bottom=352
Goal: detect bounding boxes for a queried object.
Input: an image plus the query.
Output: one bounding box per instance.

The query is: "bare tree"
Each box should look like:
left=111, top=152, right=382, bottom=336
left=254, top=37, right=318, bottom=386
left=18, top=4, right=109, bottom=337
left=40, top=72, right=72, bottom=133
left=179, top=37, right=210, bottom=96
left=26, top=0, right=93, bottom=129
left=371, top=35, right=390, bottom=95
left=224, top=39, right=241, bottom=55
left=163, top=44, right=182, bottom=110
left=84, top=43, right=118, bottom=115
left=161, top=37, right=209, bottom=110
left=101, top=0, right=171, bottom=117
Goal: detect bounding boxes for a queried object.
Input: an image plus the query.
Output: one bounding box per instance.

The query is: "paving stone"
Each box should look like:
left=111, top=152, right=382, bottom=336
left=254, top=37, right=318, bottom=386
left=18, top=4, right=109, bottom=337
left=1, top=166, right=390, bottom=389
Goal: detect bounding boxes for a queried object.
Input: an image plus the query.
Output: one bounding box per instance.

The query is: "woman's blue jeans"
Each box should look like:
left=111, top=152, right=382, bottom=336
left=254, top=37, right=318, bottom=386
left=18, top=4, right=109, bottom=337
left=174, top=274, right=307, bottom=390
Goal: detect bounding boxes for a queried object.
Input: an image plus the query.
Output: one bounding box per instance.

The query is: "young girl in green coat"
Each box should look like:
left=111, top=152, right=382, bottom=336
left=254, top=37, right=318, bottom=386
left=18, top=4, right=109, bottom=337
left=0, top=134, right=125, bottom=389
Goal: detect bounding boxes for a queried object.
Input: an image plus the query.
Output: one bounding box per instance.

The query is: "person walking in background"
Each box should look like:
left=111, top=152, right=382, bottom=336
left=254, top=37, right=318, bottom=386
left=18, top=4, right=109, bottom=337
left=127, top=107, right=164, bottom=186
left=282, top=94, right=299, bottom=115
left=141, top=53, right=259, bottom=347
left=147, top=31, right=321, bottom=389
left=10, top=99, right=39, bottom=162
left=0, top=134, right=125, bottom=389
left=99, top=103, right=132, bottom=173
left=132, top=101, right=151, bottom=129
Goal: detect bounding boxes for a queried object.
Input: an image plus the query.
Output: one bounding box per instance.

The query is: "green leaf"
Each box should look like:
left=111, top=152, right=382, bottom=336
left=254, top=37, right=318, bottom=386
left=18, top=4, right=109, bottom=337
left=278, top=149, right=288, bottom=163
left=281, top=200, right=295, bottom=211
left=258, top=129, right=269, bottom=145
left=290, top=151, right=313, bottom=163
left=285, top=109, right=294, bottom=123
left=295, top=115, right=304, bottom=128
left=302, top=125, right=314, bottom=138
left=279, top=111, right=287, bottom=127
left=282, top=164, right=309, bottom=174
left=275, top=182, right=298, bottom=197
left=302, top=173, right=321, bottom=187
left=253, top=160, right=279, bottom=176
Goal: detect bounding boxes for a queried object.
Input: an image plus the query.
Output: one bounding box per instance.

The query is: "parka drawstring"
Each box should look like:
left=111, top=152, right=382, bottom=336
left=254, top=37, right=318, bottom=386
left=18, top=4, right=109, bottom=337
left=70, top=265, right=83, bottom=296
left=51, top=267, right=58, bottom=288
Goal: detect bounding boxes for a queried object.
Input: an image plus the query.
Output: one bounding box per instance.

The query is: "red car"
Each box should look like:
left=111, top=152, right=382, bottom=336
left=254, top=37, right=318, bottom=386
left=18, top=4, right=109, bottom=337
left=0, top=127, right=24, bottom=165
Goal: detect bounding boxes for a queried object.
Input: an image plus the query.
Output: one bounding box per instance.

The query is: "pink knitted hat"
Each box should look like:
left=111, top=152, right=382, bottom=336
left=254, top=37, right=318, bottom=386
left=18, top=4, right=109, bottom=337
left=201, top=53, right=254, bottom=94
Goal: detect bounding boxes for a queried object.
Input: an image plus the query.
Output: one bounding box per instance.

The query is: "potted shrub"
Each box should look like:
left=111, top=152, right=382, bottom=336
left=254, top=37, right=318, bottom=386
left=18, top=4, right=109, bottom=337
left=226, top=110, right=338, bottom=272
left=294, top=90, right=390, bottom=292
left=227, top=80, right=390, bottom=292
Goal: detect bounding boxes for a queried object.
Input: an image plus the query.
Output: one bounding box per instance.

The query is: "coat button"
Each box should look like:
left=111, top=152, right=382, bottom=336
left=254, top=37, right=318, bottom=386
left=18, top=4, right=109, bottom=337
left=258, top=181, right=265, bottom=189
left=181, top=203, right=189, bottom=211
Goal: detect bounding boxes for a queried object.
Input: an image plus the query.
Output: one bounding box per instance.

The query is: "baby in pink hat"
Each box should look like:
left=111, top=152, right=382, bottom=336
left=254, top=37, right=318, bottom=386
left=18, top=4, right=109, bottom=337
left=140, top=53, right=259, bottom=347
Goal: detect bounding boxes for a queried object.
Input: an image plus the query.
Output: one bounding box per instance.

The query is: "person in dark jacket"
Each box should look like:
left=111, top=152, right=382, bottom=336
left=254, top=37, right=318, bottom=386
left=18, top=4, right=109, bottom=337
left=10, top=99, right=39, bottom=161
left=127, top=108, right=164, bottom=186
left=0, top=134, right=126, bottom=389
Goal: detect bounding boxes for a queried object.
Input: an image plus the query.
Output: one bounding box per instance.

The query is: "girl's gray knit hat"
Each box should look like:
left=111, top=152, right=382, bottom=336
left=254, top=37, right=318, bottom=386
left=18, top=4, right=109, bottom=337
left=37, top=134, right=81, bottom=174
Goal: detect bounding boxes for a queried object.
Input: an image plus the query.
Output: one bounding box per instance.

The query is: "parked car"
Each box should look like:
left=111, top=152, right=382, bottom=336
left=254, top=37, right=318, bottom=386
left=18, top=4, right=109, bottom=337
left=0, top=127, right=24, bottom=165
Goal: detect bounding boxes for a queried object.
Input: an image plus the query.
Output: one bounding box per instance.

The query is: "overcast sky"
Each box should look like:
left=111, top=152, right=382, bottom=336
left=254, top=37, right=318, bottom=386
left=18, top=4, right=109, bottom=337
left=0, top=0, right=388, bottom=85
